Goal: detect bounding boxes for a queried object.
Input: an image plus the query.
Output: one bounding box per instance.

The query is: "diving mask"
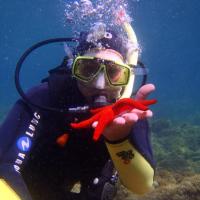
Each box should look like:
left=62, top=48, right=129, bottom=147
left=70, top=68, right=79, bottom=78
left=72, top=56, right=131, bottom=86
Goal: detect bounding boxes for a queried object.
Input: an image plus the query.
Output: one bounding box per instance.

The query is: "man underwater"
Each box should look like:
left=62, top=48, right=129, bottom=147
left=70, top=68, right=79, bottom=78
left=0, top=20, right=156, bottom=200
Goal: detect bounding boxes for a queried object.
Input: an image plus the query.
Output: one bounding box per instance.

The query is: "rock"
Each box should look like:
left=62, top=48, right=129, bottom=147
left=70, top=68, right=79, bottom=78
left=114, top=170, right=200, bottom=200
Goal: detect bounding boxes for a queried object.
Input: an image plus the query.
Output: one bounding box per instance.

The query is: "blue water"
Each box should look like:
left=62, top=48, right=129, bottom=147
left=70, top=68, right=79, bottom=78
left=1, top=0, right=200, bottom=122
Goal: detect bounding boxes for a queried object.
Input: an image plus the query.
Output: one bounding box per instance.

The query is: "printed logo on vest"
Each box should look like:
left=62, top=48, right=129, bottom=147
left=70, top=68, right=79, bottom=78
left=17, top=136, right=32, bottom=152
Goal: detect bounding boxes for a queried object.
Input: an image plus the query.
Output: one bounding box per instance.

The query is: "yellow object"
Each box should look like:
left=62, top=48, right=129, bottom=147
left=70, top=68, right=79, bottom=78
left=123, top=22, right=139, bottom=66
left=120, top=21, right=139, bottom=98
left=72, top=56, right=132, bottom=86
left=0, top=179, right=21, bottom=200
left=106, top=140, right=154, bottom=194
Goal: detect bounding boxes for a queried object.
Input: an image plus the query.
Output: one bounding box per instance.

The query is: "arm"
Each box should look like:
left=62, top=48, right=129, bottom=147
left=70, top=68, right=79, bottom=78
left=0, top=100, right=37, bottom=200
left=105, top=119, right=155, bottom=194
left=0, top=83, right=49, bottom=200
left=0, top=179, right=21, bottom=200
left=102, top=84, right=156, bottom=194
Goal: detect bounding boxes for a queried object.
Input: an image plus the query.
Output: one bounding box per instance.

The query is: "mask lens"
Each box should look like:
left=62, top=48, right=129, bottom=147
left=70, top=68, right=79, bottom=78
left=74, top=59, right=100, bottom=81
left=106, top=62, right=130, bottom=85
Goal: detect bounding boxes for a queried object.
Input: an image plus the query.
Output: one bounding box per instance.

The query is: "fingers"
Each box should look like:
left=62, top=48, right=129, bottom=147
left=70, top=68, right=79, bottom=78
left=92, top=109, right=153, bottom=129
left=92, top=117, right=127, bottom=129
left=119, top=113, right=138, bottom=123
left=111, top=110, right=149, bottom=128
left=135, top=83, right=156, bottom=100
left=143, top=110, right=153, bottom=118
left=122, top=109, right=152, bottom=122
left=109, top=110, right=153, bottom=127
left=129, top=109, right=153, bottom=118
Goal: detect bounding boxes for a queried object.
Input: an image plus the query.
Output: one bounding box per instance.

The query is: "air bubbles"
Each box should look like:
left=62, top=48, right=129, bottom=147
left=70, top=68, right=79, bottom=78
left=86, top=22, right=106, bottom=44
left=73, top=1, right=79, bottom=7
left=79, top=0, right=96, bottom=17
left=63, top=0, right=134, bottom=38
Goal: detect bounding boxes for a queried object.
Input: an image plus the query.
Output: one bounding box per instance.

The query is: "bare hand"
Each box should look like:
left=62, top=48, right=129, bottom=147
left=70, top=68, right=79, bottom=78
left=92, top=84, right=156, bottom=141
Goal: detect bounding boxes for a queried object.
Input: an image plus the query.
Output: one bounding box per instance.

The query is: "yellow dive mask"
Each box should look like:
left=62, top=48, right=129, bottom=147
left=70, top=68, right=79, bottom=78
left=72, top=56, right=132, bottom=86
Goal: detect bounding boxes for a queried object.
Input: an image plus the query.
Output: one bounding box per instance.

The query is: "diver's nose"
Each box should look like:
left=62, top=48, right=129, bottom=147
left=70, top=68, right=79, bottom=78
left=92, top=71, right=107, bottom=89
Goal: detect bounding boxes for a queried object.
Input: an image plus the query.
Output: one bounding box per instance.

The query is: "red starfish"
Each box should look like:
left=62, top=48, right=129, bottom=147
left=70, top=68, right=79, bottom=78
left=71, top=98, right=157, bottom=141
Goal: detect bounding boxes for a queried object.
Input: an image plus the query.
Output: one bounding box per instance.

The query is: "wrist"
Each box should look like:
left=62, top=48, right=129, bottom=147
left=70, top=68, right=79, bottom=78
left=104, top=134, right=130, bottom=144
left=103, top=126, right=132, bottom=143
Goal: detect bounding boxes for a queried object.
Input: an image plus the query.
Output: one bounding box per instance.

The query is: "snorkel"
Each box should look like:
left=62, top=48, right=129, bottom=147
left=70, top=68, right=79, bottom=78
left=120, top=22, right=139, bottom=98
left=115, top=7, right=139, bottom=99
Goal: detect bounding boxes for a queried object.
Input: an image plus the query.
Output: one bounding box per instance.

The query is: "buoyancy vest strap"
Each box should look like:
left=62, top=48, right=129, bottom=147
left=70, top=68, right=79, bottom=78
left=0, top=179, right=21, bottom=200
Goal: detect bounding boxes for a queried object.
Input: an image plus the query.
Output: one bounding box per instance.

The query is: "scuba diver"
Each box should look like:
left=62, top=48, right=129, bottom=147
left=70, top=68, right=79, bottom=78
left=0, top=20, right=156, bottom=200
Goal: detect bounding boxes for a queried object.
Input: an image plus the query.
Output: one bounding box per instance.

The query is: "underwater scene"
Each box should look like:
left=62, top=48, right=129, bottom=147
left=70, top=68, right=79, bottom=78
left=0, top=0, right=200, bottom=199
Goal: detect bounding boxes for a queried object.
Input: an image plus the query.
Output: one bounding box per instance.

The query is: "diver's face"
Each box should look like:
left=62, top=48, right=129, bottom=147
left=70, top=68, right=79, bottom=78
left=77, top=49, right=124, bottom=105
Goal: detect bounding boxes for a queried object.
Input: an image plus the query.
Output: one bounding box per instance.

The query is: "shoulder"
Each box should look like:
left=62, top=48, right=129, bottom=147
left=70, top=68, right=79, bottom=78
left=26, top=82, right=49, bottom=98
left=20, top=82, right=53, bottom=114
left=25, top=82, right=52, bottom=105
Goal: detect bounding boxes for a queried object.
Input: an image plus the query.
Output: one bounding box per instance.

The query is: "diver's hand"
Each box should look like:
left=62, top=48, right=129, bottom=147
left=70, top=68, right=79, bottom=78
left=92, top=84, right=156, bottom=142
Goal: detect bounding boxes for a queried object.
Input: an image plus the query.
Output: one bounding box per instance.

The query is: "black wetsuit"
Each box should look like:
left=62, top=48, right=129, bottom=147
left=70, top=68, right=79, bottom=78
left=0, top=66, right=155, bottom=200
